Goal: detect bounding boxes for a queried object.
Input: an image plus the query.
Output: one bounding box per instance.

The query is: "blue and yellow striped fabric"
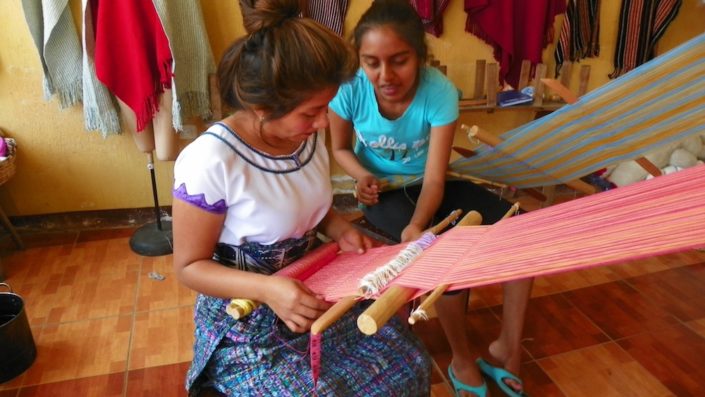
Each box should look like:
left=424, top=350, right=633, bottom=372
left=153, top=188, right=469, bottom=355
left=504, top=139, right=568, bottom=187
left=380, top=33, right=705, bottom=191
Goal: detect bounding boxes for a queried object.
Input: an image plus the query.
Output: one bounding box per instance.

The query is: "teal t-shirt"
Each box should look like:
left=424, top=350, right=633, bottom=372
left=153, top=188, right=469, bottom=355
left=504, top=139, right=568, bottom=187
left=329, top=67, right=459, bottom=177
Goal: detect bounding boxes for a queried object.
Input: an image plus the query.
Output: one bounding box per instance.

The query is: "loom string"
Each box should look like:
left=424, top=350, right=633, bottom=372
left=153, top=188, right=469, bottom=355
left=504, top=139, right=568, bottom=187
left=444, top=209, right=702, bottom=288
left=478, top=175, right=695, bottom=251
left=394, top=168, right=704, bottom=292
left=462, top=198, right=692, bottom=266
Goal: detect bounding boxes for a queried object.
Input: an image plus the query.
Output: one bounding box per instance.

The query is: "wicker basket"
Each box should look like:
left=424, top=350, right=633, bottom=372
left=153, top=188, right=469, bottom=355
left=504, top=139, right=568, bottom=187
left=0, top=131, right=16, bottom=186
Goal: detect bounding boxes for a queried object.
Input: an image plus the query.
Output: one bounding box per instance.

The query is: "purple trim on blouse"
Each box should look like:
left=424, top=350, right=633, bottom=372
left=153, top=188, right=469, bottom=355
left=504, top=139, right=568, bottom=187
left=173, top=183, right=228, bottom=214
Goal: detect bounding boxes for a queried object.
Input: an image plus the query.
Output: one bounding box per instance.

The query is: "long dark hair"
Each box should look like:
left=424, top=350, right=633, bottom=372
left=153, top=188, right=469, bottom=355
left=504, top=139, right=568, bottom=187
left=352, top=0, right=428, bottom=64
left=218, top=0, right=358, bottom=119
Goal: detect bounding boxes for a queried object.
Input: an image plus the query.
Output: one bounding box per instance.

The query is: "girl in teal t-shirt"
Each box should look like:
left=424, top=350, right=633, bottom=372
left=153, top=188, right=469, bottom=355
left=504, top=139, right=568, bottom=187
left=329, top=1, right=533, bottom=396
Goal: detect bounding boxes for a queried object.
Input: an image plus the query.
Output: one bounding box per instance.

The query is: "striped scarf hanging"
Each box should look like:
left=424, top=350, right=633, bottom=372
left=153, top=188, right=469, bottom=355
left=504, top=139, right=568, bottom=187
left=81, top=0, right=120, bottom=136
left=152, top=0, right=216, bottom=131
left=306, top=0, right=348, bottom=36
left=554, top=0, right=601, bottom=76
left=610, top=0, right=682, bottom=78
left=21, top=0, right=83, bottom=109
left=410, top=0, right=451, bottom=37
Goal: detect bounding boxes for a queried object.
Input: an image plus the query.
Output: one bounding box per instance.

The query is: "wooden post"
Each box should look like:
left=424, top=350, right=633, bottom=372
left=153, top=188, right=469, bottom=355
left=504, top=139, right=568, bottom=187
left=532, top=64, right=547, bottom=107
left=517, top=60, right=532, bottom=90
left=486, top=63, right=499, bottom=108
left=473, top=59, right=486, bottom=100
left=578, top=65, right=591, bottom=97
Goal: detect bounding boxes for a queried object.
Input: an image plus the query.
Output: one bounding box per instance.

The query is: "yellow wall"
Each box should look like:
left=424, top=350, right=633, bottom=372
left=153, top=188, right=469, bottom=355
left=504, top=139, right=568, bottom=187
left=0, top=0, right=703, bottom=217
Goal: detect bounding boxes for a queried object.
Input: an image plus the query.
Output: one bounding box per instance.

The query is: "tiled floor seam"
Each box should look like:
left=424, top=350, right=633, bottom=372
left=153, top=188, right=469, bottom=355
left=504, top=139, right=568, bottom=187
left=123, top=255, right=146, bottom=397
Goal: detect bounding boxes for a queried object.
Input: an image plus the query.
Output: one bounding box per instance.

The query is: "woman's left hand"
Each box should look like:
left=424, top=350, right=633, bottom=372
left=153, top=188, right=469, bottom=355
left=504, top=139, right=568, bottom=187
left=336, top=227, right=375, bottom=254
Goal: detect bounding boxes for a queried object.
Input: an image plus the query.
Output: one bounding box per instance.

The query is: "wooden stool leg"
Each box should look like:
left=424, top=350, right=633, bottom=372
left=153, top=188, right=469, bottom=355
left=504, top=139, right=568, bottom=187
left=0, top=205, right=23, bottom=250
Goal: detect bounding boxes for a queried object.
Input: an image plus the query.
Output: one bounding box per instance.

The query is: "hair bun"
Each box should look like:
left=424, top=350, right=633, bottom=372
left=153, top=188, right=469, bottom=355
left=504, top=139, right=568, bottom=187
left=240, top=0, right=302, bottom=33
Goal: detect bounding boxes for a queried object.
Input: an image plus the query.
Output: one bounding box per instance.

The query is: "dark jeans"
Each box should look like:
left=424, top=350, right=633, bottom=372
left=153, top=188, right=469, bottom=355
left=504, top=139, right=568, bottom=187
left=362, top=180, right=516, bottom=243
left=362, top=180, right=517, bottom=295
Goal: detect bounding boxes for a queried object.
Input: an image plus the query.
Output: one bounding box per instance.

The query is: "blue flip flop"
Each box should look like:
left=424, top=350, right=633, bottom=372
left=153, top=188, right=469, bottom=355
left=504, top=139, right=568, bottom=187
left=476, top=358, right=528, bottom=397
left=447, top=365, right=487, bottom=397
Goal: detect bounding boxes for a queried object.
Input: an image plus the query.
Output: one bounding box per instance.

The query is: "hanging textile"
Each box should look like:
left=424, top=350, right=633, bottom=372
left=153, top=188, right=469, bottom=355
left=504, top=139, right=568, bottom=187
left=378, top=33, right=705, bottom=191
left=554, top=0, right=601, bottom=76
left=81, top=0, right=120, bottom=136
left=93, top=0, right=173, bottom=133
left=306, top=0, right=349, bottom=36
left=151, top=0, right=216, bottom=131
left=464, top=0, right=566, bottom=88
left=21, top=0, right=83, bottom=108
left=610, top=0, right=682, bottom=78
left=410, top=0, right=451, bottom=37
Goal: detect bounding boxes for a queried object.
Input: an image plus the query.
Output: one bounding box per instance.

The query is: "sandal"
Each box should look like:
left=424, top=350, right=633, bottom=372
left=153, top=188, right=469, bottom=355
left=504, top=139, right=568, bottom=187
left=447, top=365, right=487, bottom=397
left=476, top=357, right=528, bottom=397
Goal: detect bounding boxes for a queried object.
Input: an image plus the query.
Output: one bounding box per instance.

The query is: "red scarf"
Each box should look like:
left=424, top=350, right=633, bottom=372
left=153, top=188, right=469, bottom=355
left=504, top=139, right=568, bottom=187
left=93, top=0, right=173, bottom=132
left=465, top=0, right=566, bottom=88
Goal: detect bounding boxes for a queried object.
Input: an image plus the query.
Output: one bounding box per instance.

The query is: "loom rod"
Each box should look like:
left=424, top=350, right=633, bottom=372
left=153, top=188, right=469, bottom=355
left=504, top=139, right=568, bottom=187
left=356, top=209, right=469, bottom=335
left=407, top=204, right=518, bottom=324
left=312, top=210, right=463, bottom=335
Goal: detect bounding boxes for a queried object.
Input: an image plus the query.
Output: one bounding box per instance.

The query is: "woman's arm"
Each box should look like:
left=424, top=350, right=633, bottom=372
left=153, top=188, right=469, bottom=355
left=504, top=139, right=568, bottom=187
left=401, top=121, right=456, bottom=242
left=172, top=199, right=329, bottom=332
left=328, top=109, right=381, bottom=206
left=318, top=207, right=374, bottom=253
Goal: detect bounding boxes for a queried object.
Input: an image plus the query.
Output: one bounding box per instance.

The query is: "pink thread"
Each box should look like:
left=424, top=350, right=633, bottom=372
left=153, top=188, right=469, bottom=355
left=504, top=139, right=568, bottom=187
left=287, top=165, right=705, bottom=300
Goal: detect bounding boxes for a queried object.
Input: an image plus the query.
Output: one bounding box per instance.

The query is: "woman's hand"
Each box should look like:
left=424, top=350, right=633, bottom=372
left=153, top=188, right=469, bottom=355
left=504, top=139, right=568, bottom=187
left=355, top=174, right=381, bottom=206
left=400, top=223, right=425, bottom=243
left=337, top=226, right=375, bottom=254
left=263, top=276, right=331, bottom=333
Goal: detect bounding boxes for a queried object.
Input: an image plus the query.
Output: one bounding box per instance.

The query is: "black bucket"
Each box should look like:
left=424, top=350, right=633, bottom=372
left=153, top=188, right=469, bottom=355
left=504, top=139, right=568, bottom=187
left=0, top=283, right=37, bottom=383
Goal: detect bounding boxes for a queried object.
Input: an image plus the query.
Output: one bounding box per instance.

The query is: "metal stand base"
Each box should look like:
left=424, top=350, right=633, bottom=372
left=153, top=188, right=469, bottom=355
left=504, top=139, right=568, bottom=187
left=129, top=153, right=172, bottom=257
left=129, top=221, right=172, bottom=256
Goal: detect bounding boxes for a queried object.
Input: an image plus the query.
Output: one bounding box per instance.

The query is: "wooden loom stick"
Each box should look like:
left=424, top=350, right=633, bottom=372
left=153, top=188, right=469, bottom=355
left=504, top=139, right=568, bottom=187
left=227, top=242, right=340, bottom=320
left=312, top=210, right=463, bottom=336
left=407, top=203, right=519, bottom=325
left=311, top=296, right=358, bottom=335
left=356, top=210, right=464, bottom=335
left=465, top=124, right=597, bottom=196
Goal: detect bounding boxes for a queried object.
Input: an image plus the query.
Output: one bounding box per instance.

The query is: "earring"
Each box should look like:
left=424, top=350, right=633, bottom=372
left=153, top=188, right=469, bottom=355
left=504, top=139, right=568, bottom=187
left=258, top=114, right=265, bottom=137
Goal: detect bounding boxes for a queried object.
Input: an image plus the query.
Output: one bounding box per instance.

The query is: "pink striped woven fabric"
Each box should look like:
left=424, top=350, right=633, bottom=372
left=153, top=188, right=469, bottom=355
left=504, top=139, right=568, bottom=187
left=294, top=164, right=705, bottom=301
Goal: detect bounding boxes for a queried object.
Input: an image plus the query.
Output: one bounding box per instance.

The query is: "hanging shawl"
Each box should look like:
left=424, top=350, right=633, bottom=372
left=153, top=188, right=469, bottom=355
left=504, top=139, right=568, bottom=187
left=610, top=0, right=682, bottom=78
left=81, top=0, right=120, bottom=136
left=306, top=0, right=349, bottom=36
left=554, top=0, right=601, bottom=76
left=410, top=0, right=451, bottom=37
left=151, top=1, right=216, bottom=131
left=464, top=0, right=566, bottom=88
left=21, top=0, right=83, bottom=108
left=93, top=0, right=173, bottom=133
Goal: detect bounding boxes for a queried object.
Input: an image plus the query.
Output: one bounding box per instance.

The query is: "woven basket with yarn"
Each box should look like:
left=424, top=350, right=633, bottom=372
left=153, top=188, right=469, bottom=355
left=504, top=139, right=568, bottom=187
left=0, top=128, right=17, bottom=186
